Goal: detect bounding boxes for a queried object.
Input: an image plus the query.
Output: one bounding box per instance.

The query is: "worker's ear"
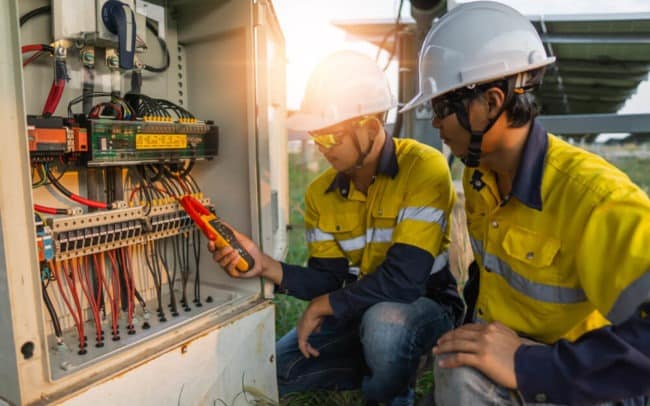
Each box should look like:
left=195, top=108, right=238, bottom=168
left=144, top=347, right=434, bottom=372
left=484, top=87, right=506, bottom=119
left=356, top=116, right=381, bottom=138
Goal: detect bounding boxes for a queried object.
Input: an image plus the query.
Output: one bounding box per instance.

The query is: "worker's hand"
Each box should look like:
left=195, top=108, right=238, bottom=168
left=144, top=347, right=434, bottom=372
left=208, top=226, right=264, bottom=278
left=432, top=321, right=523, bottom=389
left=296, top=294, right=334, bottom=359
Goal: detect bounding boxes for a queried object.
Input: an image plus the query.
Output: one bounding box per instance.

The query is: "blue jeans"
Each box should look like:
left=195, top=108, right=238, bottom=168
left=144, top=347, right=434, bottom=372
left=433, top=357, right=645, bottom=406
left=434, top=362, right=525, bottom=405
left=276, top=297, right=454, bottom=406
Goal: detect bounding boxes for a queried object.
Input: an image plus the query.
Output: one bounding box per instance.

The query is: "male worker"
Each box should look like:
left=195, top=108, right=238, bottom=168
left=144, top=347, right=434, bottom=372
left=400, top=2, right=650, bottom=405
left=209, top=50, right=463, bottom=405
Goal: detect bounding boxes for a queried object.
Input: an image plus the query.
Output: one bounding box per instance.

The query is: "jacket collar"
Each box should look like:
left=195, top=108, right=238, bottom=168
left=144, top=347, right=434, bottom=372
left=326, top=134, right=398, bottom=198
left=510, top=119, right=548, bottom=211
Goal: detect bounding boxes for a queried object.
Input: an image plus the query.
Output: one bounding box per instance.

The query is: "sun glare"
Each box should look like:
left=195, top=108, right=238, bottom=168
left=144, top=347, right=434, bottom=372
left=273, top=1, right=398, bottom=111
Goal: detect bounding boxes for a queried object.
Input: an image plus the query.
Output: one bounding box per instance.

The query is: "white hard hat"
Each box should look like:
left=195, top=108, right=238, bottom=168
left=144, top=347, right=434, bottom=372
left=287, top=50, right=396, bottom=131
left=401, top=1, right=555, bottom=112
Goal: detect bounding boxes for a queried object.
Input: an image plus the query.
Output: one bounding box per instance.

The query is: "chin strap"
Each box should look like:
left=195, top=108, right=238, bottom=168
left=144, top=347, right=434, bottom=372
left=352, top=133, right=375, bottom=168
left=454, top=72, right=540, bottom=167
left=456, top=105, right=501, bottom=168
left=351, top=117, right=378, bottom=169
left=454, top=87, right=510, bottom=168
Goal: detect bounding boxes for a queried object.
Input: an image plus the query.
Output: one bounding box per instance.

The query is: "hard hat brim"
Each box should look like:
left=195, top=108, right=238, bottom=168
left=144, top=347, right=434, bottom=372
left=399, top=92, right=431, bottom=113
left=286, top=112, right=338, bottom=132
left=400, top=56, right=556, bottom=114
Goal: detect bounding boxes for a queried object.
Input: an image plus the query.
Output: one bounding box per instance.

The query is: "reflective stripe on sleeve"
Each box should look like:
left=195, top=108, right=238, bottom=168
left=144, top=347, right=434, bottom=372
left=397, top=206, right=447, bottom=229
left=337, top=228, right=395, bottom=253
left=607, top=269, right=650, bottom=324
left=306, top=228, right=334, bottom=243
left=338, top=234, right=366, bottom=252
left=470, top=237, right=485, bottom=263
left=483, top=253, right=587, bottom=304
left=368, top=227, right=393, bottom=243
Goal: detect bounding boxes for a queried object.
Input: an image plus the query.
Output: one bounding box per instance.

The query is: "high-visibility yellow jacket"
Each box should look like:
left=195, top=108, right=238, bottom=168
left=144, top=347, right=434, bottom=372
left=278, top=136, right=463, bottom=321
left=464, top=120, right=650, bottom=343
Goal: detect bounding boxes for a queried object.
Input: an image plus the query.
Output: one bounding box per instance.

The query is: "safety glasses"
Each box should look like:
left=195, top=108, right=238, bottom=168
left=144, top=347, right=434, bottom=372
left=308, top=130, right=347, bottom=149
left=431, top=96, right=459, bottom=119
left=309, top=116, right=373, bottom=149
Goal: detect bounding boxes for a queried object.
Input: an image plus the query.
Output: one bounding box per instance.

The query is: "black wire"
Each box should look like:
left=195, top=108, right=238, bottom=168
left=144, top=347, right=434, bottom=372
left=130, top=70, right=142, bottom=94
left=82, top=66, right=96, bottom=115
left=172, top=234, right=183, bottom=306
left=143, top=19, right=170, bottom=73
left=20, top=5, right=51, bottom=27
left=179, top=160, right=195, bottom=179
left=67, top=92, right=113, bottom=118
left=34, top=162, right=69, bottom=188
left=172, top=235, right=184, bottom=304
left=116, top=249, right=130, bottom=313
left=45, top=165, right=73, bottom=198
left=132, top=167, right=153, bottom=215
left=157, top=239, right=178, bottom=315
left=156, top=98, right=194, bottom=119
left=144, top=243, right=163, bottom=314
left=183, top=234, right=190, bottom=304
left=42, top=279, right=63, bottom=338
left=175, top=234, right=189, bottom=305
left=158, top=169, right=182, bottom=197
left=192, top=229, right=201, bottom=304
left=376, top=0, right=404, bottom=71
left=134, top=288, right=147, bottom=308
left=186, top=173, right=201, bottom=193
left=144, top=164, right=163, bottom=182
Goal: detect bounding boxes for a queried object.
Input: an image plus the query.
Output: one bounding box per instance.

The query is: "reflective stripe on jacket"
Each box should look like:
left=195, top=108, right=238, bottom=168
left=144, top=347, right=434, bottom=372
left=306, top=137, right=455, bottom=276
left=463, top=120, right=650, bottom=343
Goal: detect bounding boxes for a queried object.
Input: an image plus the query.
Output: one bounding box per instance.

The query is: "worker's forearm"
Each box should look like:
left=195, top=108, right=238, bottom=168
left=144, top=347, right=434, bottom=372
left=260, top=254, right=283, bottom=285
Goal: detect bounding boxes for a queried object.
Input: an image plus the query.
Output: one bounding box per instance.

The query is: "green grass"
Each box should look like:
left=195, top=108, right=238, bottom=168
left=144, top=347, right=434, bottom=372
left=604, top=156, right=650, bottom=194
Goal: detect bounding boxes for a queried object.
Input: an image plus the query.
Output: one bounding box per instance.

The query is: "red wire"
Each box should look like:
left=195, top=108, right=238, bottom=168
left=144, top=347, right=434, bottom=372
left=96, top=252, right=118, bottom=337
left=21, top=44, right=46, bottom=53
left=42, top=82, right=58, bottom=115
left=77, top=256, right=102, bottom=342
left=68, top=193, right=108, bottom=209
left=43, top=79, right=65, bottom=116
left=107, top=251, right=121, bottom=336
left=174, top=175, right=191, bottom=195
left=63, top=260, right=86, bottom=350
left=51, top=80, right=65, bottom=113
left=51, top=261, right=84, bottom=348
left=34, top=204, right=60, bottom=214
left=94, top=253, right=114, bottom=329
left=23, top=51, right=44, bottom=67
left=128, top=185, right=169, bottom=203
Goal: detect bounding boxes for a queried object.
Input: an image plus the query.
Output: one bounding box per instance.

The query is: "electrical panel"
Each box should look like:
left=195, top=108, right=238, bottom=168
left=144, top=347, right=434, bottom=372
left=0, top=0, right=288, bottom=404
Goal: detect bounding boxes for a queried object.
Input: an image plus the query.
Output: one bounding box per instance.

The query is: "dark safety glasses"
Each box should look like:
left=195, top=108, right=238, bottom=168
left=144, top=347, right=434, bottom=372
left=431, top=95, right=460, bottom=119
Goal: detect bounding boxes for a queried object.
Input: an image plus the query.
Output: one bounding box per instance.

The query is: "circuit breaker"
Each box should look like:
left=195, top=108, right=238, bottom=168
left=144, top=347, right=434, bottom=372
left=0, top=0, right=288, bottom=404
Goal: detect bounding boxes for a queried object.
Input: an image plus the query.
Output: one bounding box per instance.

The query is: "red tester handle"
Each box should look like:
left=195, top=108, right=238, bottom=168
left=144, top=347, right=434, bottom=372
left=180, top=196, right=254, bottom=272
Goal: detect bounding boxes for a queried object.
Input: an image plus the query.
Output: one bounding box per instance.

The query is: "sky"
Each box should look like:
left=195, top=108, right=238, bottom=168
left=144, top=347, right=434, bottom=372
left=273, top=0, right=650, bottom=133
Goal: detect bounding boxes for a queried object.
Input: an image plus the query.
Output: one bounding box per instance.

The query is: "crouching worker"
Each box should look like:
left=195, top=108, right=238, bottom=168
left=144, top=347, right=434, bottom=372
left=208, top=50, right=463, bottom=405
left=400, top=2, right=650, bottom=405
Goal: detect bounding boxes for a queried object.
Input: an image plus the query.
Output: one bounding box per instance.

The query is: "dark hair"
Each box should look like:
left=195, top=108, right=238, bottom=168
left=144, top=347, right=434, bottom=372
left=458, top=79, right=539, bottom=128
left=502, top=90, right=539, bottom=128
left=496, top=67, right=547, bottom=127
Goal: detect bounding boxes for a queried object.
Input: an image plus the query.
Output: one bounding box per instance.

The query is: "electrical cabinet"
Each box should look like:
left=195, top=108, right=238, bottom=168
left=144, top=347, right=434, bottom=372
left=0, top=0, right=287, bottom=404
